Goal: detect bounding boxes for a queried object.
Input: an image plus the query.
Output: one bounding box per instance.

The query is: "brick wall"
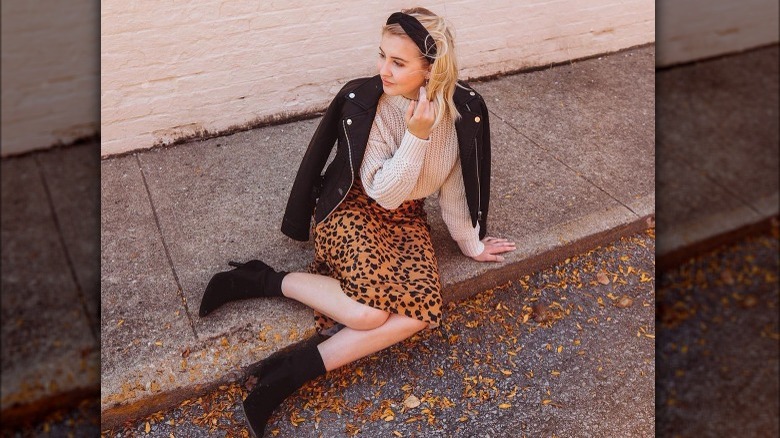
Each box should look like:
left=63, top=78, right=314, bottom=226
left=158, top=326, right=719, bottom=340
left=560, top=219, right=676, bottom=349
left=1, top=0, right=99, bottom=157
left=656, top=0, right=779, bottom=66
left=100, top=0, right=655, bottom=156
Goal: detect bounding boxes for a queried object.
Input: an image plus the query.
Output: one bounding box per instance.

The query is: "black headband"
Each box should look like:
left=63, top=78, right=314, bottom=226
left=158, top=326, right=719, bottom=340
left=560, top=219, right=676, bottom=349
left=386, top=12, right=437, bottom=63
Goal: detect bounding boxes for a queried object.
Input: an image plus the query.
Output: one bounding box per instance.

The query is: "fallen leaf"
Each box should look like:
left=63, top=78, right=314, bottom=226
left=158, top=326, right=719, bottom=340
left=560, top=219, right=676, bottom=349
left=614, top=295, right=634, bottom=308
left=739, top=295, right=758, bottom=308
left=596, top=271, right=610, bottom=285
left=532, top=303, right=551, bottom=323
left=721, top=269, right=735, bottom=285
left=403, top=395, right=421, bottom=409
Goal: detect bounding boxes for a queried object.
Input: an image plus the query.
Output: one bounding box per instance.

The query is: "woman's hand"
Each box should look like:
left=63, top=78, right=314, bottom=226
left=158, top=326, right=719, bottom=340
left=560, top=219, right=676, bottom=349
left=405, top=86, right=436, bottom=140
left=472, top=237, right=516, bottom=262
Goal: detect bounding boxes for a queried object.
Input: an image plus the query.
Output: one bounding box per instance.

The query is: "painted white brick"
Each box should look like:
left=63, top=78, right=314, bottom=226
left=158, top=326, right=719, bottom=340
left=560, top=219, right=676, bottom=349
left=2, top=0, right=99, bottom=156
left=657, top=0, right=779, bottom=66
left=99, top=0, right=657, bottom=156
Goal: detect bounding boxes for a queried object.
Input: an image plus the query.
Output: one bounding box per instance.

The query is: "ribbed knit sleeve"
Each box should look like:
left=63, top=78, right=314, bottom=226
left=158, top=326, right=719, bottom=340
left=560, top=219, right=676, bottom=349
left=360, top=108, right=429, bottom=209
left=439, top=159, right=484, bottom=257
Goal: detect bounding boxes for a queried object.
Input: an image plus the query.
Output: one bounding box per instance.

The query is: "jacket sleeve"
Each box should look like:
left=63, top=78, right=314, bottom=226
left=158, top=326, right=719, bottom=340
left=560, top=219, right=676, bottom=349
left=477, top=94, right=491, bottom=240
left=281, top=89, right=344, bottom=241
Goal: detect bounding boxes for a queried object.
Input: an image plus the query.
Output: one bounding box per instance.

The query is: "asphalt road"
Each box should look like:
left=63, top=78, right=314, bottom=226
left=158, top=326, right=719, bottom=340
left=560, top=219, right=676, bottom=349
left=13, top=225, right=778, bottom=438
left=97, top=228, right=656, bottom=438
left=656, top=224, right=779, bottom=437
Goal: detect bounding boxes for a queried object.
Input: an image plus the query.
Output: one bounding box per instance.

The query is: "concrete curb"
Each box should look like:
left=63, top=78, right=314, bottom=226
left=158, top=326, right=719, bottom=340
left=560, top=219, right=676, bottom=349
left=99, top=211, right=655, bottom=429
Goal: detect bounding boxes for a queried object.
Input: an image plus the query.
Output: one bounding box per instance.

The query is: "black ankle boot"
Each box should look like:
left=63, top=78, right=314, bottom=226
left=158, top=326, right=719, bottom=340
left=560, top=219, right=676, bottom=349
left=242, top=340, right=327, bottom=437
left=198, top=260, right=288, bottom=317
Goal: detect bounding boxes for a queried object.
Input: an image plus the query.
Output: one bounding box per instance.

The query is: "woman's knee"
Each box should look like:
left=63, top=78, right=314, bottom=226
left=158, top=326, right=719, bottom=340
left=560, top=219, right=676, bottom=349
left=403, top=317, right=428, bottom=334
left=347, top=306, right=390, bottom=330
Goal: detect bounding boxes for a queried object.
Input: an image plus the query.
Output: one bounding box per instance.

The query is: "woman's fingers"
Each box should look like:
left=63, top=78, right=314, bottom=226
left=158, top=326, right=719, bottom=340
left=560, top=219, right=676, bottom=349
left=405, top=87, right=435, bottom=139
left=484, top=238, right=516, bottom=256
left=405, top=99, right=416, bottom=123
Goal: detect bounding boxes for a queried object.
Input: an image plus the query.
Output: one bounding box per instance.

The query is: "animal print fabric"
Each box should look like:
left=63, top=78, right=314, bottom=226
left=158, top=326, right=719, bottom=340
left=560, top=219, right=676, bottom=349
left=308, top=179, right=443, bottom=333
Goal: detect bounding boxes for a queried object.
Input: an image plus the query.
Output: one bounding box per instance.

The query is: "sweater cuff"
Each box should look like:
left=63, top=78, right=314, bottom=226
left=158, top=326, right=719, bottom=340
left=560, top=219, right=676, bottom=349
left=393, top=130, right=429, bottom=162
left=457, top=238, right=485, bottom=258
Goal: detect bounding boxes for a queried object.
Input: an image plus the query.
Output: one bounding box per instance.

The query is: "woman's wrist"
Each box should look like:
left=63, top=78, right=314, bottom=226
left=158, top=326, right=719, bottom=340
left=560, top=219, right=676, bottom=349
left=407, top=127, right=431, bottom=140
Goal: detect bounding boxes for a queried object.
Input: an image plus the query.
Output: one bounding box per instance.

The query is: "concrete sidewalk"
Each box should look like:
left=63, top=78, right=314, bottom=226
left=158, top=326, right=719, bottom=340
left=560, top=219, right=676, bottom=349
left=96, top=44, right=655, bottom=427
left=655, top=44, right=780, bottom=266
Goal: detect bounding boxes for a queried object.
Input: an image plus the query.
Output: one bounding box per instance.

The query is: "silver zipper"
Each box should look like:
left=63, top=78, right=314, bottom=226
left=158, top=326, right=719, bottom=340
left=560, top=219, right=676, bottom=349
left=321, top=119, right=355, bottom=222
left=465, top=103, right=482, bottom=223
left=474, top=137, right=481, bottom=222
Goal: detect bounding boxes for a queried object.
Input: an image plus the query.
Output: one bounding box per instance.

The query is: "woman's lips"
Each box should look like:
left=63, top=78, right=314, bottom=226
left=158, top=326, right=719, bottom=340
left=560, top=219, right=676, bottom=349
left=382, top=79, right=394, bottom=86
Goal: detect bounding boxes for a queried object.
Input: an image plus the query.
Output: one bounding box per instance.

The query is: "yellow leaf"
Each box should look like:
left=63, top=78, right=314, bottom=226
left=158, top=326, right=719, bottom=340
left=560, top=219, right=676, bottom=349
left=557, top=345, right=563, bottom=353
left=403, top=395, right=421, bottom=409
left=145, top=422, right=151, bottom=433
left=500, top=370, right=512, bottom=376
left=499, top=403, right=512, bottom=409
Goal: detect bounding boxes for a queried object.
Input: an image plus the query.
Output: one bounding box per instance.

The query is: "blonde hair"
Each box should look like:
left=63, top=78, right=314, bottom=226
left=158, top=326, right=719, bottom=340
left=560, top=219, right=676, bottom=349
left=382, top=7, right=460, bottom=126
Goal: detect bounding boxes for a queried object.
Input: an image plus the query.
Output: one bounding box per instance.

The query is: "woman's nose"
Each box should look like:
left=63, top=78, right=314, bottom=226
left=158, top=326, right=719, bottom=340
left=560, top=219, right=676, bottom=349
left=378, top=60, right=391, bottom=76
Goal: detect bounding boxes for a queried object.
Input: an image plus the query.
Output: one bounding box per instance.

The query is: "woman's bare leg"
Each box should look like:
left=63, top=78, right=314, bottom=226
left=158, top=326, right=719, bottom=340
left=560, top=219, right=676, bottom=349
left=281, top=272, right=390, bottom=331
left=316, top=313, right=428, bottom=371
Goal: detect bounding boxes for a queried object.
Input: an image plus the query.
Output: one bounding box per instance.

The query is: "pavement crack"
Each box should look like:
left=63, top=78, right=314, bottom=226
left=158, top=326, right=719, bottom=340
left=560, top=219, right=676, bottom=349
left=33, top=155, right=100, bottom=344
left=136, top=154, right=200, bottom=340
left=489, top=108, right=640, bottom=216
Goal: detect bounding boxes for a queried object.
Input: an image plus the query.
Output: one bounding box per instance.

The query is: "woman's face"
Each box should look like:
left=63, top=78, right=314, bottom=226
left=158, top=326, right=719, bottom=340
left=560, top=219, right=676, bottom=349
left=377, top=33, right=430, bottom=100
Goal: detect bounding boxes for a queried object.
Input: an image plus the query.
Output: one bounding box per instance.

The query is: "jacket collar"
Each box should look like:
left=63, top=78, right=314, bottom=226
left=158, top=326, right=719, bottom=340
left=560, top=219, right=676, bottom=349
left=349, top=75, right=480, bottom=112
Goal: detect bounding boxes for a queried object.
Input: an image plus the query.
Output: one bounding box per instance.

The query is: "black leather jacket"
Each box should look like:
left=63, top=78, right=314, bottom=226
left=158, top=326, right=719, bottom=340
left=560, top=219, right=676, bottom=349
left=281, top=75, right=491, bottom=242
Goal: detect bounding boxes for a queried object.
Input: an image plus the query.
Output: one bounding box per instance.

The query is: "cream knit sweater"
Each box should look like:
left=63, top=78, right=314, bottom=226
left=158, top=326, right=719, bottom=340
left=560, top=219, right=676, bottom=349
left=359, top=93, right=485, bottom=257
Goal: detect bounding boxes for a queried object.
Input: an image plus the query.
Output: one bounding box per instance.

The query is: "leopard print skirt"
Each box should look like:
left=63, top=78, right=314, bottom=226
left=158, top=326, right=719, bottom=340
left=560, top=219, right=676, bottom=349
left=308, top=179, right=442, bottom=333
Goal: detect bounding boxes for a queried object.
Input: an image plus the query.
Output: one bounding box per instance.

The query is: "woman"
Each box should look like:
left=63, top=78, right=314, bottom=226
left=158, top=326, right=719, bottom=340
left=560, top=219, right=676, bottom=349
left=199, top=7, right=516, bottom=436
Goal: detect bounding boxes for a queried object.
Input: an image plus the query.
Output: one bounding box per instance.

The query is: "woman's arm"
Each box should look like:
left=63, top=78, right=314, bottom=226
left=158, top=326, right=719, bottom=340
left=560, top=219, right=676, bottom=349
left=438, top=159, right=485, bottom=257
left=440, top=158, right=516, bottom=261
left=360, top=109, right=429, bottom=210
